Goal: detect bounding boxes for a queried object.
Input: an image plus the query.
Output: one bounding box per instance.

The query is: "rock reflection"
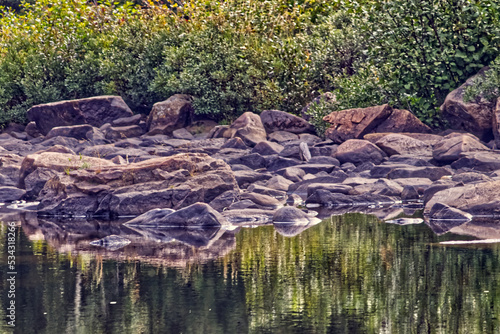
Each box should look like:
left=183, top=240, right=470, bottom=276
left=18, top=212, right=237, bottom=267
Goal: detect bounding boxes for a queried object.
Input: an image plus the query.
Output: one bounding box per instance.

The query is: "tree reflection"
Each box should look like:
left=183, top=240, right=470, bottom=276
left=1, top=213, right=500, bottom=333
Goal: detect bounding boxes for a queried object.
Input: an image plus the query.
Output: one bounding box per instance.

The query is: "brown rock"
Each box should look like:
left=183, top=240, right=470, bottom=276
left=45, top=124, right=94, bottom=140
left=334, top=139, right=387, bottom=165
left=494, top=98, right=500, bottom=148
left=146, top=94, right=193, bottom=134
left=105, top=125, right=144, bottom=141
left=433, top=134, right=489, bottom=162
left=424, top=180, right=500, bottom=216
left=374, top=109, right=431, bottom=133
left=324, top=105, right=392, bottom=143
left=27, top=96, right=133, bottom=136
left=227, top=112, right=267, bottom=147
left=440, top=68, right=495, bottom=140
left=260, top=109, right=315, bottom=134
left=375, top=134, right=431, bottom=156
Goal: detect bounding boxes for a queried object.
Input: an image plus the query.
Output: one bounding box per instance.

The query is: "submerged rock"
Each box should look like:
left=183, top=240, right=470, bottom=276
left=89, top=235, right=131, bottom=251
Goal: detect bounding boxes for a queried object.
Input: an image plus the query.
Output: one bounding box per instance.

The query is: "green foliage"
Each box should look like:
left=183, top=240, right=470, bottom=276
left=346, top=0, right=500, bottom=122
left=0, top=0, right=499, bottom=128
left=465, top=56, right=500, bottom=103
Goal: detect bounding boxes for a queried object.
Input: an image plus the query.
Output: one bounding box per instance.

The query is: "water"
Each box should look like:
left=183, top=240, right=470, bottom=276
left=1, top=212, right=500, bottom=333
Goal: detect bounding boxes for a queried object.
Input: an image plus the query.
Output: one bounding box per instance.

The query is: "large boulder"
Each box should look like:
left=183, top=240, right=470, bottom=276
left=146, top=94, right=193, bottom=134
left=45, top=124, right=94, bottom=140
left=375, top=134, right=431, bottom=156
left=33, top=153, right=238, bottom=217
left=334, top=139, right=387, bottom=165
left=324, top=104, right=392, bottom=143
left=260, top=109, right=315, bottom=134
left=432, top=133, right=489, bottom=163
left=323, top=104, right=430, bottom=143
left=424, top=180, right=500, bottom=216
left=440, top=68, right=495, bottom=141
left=227, top=112, right=267, bottom=146
left=27, top=96, right=133, bottom=136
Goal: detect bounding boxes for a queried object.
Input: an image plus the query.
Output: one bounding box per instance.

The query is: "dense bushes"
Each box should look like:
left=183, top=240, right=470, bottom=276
left=0, top=0, right=499, bottom=129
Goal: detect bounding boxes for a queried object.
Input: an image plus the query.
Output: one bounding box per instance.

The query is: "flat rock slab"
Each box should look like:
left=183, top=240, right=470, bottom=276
left=433, top=134, right=489, bottom=162
left=451, top=152, right=500, bottom=172
left=386, top=166, right=452, bottom=181
left=27, top=95, right=133, bottom=136
left=0, top=186, right=26, bottom=202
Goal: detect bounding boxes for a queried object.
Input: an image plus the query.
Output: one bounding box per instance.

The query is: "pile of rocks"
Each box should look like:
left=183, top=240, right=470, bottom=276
left=1, top=85, right=500, bottom=228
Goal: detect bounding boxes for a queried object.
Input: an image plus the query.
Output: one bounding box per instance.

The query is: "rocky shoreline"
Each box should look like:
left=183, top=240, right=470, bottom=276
left=1, top=89, right=500, bottom=233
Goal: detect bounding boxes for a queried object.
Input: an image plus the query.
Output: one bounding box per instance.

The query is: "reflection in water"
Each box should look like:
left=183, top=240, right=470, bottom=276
left=1, top=211, right=500, bottom=333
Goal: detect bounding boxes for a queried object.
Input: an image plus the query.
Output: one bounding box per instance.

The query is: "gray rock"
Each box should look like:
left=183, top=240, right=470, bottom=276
left=251, top=141, right=284, bottom=155
left=172, top=128, right=195, bottom=140
left=221, top=137, right=248, bottom=149
left=28, top=95, right=133, bottom=136
left=45, top=124, right=94, bottom=140
left=0, top=186, right=26, bottom=202
left=299, top=142, right=311, bottom=161
left=429, top=203, right=473, bottom=221
left=147, top=94, right=193, bottom=134
left=335, top=139, right=387, bottom=165
left=268, top=131, right=299, bottom=143
left=234, top=170, right=273, bottom=187
left=228, top=153, right=267, bottom=170
left=433, top=134, right=489, bottom=162
left=260, top=109, right=315, bottom=134
left=228, top=112, right=267, bottom=146
left=125, top=203, right=227, bottom=227
left=375, top=133, right=431, bottom=156
left=265, top=175, right=293, bottom=192
left=111, top=114, right=142, bottom=127
left=387, top=166, right=452, bottom=181
left=451, top=152, right=500, bottom=172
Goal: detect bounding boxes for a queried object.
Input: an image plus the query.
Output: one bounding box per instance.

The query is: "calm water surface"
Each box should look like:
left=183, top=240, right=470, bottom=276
left=1, top=212, right=500, bottom=333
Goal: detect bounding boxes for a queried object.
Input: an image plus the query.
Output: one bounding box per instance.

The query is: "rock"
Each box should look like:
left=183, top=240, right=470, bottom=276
left=0, top=186, right=26, bottom=202
left=266, top=156, right=302, bottom=171
left=33, top=153, right=238, bottom=216
left=111, top=114, right=142, bottom=127
left=146, top=94, right=193, bottom=134
left=209, top=190, right=240, bottom=211
left=374, top=109, right=431, bottom=133
left=227, top=153, right=267, bottom=170
left=385, top=155, right=434, bottom=167
left=281, top=167, right=306, bottom=182
left=105, top=125, right=144, bottom=141
left=260, top=109, right=315, bottom=134
left=351, top=179, right=404, bottom=197
left=279, top=145, right=302, bottom=160
left=324, top=105, right=392, bottom=143
left=45, top=124, right=94, bottom=140
left=207, top=125, right=230, bottom=139
left=424, top=180, right=500, bottom=216
left=247, top=184, right=286, bottom=198
left=240, top=192, right=282, bottom=209
left=428, top=203, right=473, bottom=221
left=227, top=112, right=267, bottom=146
left=433, top=134, right=489, bottom=162
left=0, top=154, right=23, bottom=187
left=306, top=183, right=353, bottom=197
left=27, top=95, right=133, bottom=136
left=335, top=139, right=387, bottom=165
left=288, top=175, right=350, bottom=194
left=307, top=156, right=340, bottom=166
left=440, top=68, right=495, bottom=140
left=222, top=208, right=275, bottom=224
left=268, top=131, right=299, bottom=143
left=125, top=203, right=228, bottom=227
left=89, top=235, right=131, bottom=251
left=324, top=105, right=431, bottom=143
left=375, top=134, right=431, bottom=156
left=172, top=128, right=194, bottom=140
left=299, top=142, right=311, bottom=161
left=422, top=180, right=457, bottom=204
left=272, top=206, right=313, bottom=223
left=386, top=166, right=452, bottom=181
left=19, top=152, right=117, bottom=188
left=294, top=164, right=337, bottom=174
left=221, top=137, right=248, bottom=149
left=24, top=167, right=59, bottom=199
left=265, top=175, right=293, bottom=192
left=25, top=121, right=42, bottom=138
left=450, top=151, right=500, bottom=172
left=233, top=170, right=272, bottom=187
left=251, top=141, right=284, bottom=155
left=401, top=185, right=420, bottom=201
left=451, top=172, right=491, bottom=184
left=305, top=189, right=395, bottom=206
left=298, top=133, right=322, bottom=145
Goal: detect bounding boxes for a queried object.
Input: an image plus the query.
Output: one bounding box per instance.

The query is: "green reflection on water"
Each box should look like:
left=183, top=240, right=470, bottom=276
left=1, top=213, right=500, bottom=334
